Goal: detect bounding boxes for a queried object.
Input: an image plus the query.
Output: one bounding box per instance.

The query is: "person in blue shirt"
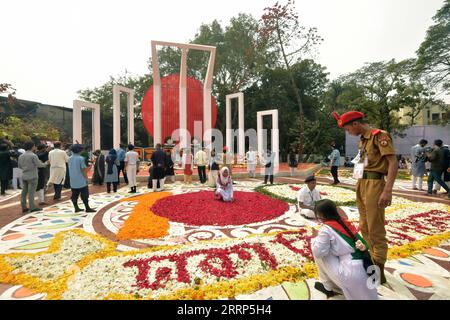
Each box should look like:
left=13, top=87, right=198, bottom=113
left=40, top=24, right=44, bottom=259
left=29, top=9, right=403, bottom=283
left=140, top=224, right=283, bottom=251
left=68, top=144, right=95, bottom=213
left=116, top=144, right=129, bottom=185
left=328, top=142, right=341, bottom=185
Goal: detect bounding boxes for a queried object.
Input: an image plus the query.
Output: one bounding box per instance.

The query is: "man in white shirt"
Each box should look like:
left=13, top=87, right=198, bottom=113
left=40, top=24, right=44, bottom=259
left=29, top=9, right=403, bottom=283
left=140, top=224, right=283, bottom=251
left=12, top=148, right=25, bottom=190
left=47, top=141, right=69, bottom=200
left=195, top=147, right=208, bottom=184
left=246, top=146, right=257, bottom=178
left=124, top=144, right=140, bottom=193
left=297, top=175, right=321, bottom=219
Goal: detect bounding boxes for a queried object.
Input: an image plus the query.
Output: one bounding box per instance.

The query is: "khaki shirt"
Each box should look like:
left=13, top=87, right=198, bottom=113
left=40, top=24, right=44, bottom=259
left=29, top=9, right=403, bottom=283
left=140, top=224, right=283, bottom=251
left=359, top=129, right=396, bottom=175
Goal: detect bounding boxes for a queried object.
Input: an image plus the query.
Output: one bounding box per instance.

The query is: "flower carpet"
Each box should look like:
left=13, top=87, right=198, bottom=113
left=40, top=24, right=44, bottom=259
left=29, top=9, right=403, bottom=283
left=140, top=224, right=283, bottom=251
left=151, top=191, right=289, bottom=226
left=0, top=180, right=449, bottom=300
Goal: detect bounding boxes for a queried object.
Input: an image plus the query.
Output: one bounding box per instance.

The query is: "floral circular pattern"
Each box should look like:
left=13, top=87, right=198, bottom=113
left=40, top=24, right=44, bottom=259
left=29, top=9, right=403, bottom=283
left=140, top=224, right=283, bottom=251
left=151, top=191, right=289, bottom=226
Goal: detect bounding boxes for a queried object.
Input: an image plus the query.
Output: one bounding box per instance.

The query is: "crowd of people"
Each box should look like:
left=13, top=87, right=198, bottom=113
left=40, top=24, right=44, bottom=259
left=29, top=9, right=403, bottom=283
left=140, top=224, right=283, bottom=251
left=0, top=139, right=97, bottom=212
left=0, top=137, right=280, bottom=211
left=3, top=114, right=445, bottom=300
left=410, top=139, right=450, bottom=198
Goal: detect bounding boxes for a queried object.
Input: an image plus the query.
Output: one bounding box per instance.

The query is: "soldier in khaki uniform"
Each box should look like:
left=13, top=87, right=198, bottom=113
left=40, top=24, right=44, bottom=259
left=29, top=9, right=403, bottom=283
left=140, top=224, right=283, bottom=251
left=333, top=111, right=398, bottom=284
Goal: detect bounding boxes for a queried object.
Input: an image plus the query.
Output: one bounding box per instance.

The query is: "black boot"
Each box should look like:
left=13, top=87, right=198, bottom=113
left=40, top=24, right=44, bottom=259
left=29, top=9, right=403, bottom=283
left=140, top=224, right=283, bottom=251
left=314, top=282, right=338, bottom=298
left=107, top=183, right=111, bottom=193
left=72, top=200, right=82, bottom=213
left=83, top=201, right=96, bottom=213
left=375, top=262, right=387, bottom=284
left=113, top=183, right=117, bottom=193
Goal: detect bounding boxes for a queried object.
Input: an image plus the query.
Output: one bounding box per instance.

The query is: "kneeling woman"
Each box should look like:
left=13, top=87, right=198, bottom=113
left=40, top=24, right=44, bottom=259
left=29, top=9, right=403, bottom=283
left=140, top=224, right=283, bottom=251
left=311, top=199, right=378, bottom=300
left=215, top=167, right=233, bottom=202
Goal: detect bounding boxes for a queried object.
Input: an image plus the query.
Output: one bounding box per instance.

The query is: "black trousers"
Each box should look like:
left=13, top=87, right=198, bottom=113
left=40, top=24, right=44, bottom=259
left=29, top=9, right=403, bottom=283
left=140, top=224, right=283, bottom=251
left=148, top=178, right=160, bottom=189
left=54, top=184, right=63, bottom=199
left=1, top=179, right=8, bottom=195
left=106, top=182, right=118, bottom=192
left=63, top=164, right=71, bottom=189
left=71, top=186, right=89, bottom=206
left=198, top=166, right=207, bottom=183
left=331, top=166, right=340, bottom=183
left=117, top=161, right=128, bottom=184
left=264, top=175, right=274, bottom=184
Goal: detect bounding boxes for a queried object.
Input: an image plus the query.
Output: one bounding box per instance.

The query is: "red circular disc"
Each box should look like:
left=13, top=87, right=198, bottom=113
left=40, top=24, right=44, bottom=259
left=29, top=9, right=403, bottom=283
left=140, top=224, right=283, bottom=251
left=151, top=191, right=289, bottom=226
left=141, top=74, right=218, bottom=142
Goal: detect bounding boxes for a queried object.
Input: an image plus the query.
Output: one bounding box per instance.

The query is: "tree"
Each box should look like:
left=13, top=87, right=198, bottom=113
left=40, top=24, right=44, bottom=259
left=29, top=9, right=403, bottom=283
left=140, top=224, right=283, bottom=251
left=336, top=59, right=435, bottom=134
left=416, top=0, right=450, bottom=94
left=0, top=83, right=16, bottom=96
left=78, top=15, right=273, bottom=149
left=0, top=83, right=17, bottom=121
left=0, top=116, right=59, bottom=143
left=77, top=71, right=153, bottom=149
left=244, top=59, right=329, bottom=159
left=258, top=0, right=322, bottom=161
left=155, top=14, right=275, bottom=133
left=401, top=77, right=444, bottom=126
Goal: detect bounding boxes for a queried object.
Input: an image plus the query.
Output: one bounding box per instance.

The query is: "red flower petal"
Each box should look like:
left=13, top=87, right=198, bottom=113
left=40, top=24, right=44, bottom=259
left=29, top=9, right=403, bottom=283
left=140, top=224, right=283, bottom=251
left=151, top=191, right=289, bottom=226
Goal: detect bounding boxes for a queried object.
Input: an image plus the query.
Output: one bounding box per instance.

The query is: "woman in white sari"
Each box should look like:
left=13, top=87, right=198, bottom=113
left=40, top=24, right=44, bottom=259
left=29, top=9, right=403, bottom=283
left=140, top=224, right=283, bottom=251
left=215, top=167, right=233, bottom=202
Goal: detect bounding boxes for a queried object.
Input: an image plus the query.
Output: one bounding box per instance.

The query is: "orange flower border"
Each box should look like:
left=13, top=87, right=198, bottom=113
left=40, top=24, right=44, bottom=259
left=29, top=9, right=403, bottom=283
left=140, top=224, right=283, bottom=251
left=116, top=192, right=171, bottom=241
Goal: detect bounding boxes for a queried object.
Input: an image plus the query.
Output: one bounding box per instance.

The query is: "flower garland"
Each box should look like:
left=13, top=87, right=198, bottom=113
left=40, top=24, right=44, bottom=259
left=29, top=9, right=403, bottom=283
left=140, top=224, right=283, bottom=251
left=387, top=232, right=450, bottom=259
left=0, top=229, right=116, bottom=300
left=257, top=184, right=450, bottom=217
left=0, top=186, right=449, bottom=300
left=61, top=229, right=315, bottom=300
left=116, top=192, right=171, bottom=241
left=385, top=200, right=450, bottom=216
left=256, top=184, right=358, bottom=206
left=0, top=227, right=449, bottom=300
left=386, top=210, right=450, bottom=246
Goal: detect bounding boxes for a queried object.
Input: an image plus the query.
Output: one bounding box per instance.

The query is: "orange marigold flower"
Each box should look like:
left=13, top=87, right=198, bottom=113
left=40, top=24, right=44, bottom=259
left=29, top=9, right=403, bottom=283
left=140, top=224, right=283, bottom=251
left=116, top=192, right=171, bottom=241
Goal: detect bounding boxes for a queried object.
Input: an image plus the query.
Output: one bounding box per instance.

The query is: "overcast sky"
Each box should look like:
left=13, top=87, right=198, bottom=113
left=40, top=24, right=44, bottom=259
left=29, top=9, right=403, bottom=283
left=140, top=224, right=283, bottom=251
left=1, top=0, right=446, bottom=108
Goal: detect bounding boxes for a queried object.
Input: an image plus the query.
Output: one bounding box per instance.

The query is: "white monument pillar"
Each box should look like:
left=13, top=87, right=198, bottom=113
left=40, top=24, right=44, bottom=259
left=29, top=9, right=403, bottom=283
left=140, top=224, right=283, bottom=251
left=112, top=85, right=135, bottom=149
left=151, top=41, right=162, bottom=146
left=72, top=100, right=101, bottom=151
left=151, top=40, right=216, bottom=148
left=203, top=47, right=216, bottom=150
left=179, top=47, right=188, bottom=148
left=226, top=92, right=245, bottom=161
left=257, top=109, right=279, bottom=170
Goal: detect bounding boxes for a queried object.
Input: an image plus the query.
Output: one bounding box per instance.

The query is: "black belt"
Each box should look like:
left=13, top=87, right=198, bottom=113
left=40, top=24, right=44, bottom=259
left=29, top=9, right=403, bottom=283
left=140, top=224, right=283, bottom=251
left=362, top=171, right=384, bottom=179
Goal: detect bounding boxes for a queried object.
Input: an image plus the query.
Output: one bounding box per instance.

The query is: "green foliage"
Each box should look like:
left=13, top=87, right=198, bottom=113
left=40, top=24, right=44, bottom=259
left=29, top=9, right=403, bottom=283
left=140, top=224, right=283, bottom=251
left=74, top=1, right=448, bottom=157
left=258, top=0, right=323, bottom=161
left=331, top=59, right=438, bottom=135
left=0, top=116, right=59, bottom=143
left=156, top=14, right=275, bottom=133
left=77, top=71, right=153, bottom=149
left=416, top=0, right=450, bottom=94
left=244, top=59, right=331, bottom=158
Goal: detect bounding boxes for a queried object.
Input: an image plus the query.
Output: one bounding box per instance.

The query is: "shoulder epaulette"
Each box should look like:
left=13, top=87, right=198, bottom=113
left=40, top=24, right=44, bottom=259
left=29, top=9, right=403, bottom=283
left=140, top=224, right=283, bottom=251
left=372, top=129, right=381, bottom=135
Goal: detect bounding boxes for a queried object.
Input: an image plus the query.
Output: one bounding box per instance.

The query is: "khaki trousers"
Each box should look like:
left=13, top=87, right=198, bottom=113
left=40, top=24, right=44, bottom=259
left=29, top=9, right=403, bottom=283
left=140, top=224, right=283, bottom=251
left=356, top=179, right=388, bottom=264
